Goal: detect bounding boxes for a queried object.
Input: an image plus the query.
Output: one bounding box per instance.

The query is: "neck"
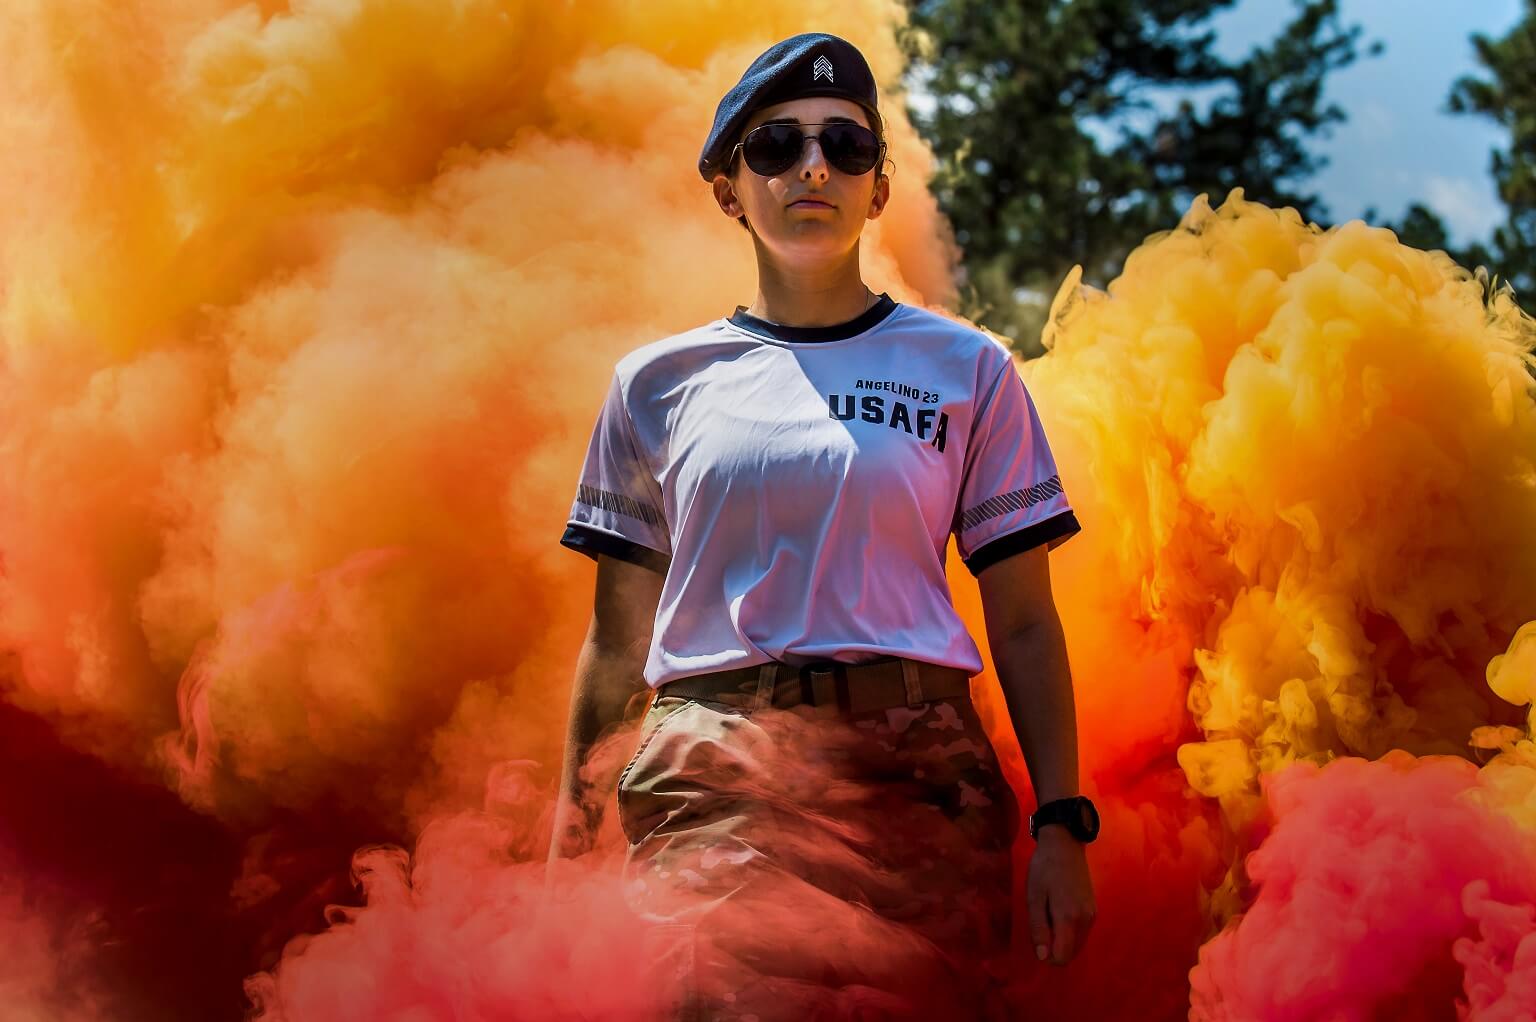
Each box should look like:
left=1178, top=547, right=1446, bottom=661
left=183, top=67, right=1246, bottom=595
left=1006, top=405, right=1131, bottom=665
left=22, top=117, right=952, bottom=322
left=745, top=242, right=873, bottom=327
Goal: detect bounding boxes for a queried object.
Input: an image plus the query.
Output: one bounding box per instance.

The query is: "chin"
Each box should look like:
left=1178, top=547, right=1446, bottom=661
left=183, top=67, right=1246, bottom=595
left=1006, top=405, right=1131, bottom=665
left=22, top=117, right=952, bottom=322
left=765, top=225, right=860, bottom=254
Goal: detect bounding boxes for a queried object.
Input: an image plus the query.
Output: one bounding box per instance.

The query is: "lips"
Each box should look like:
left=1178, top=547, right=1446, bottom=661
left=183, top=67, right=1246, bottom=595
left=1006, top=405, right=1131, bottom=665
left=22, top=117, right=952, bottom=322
left=789, top=198, right=834, bottom=208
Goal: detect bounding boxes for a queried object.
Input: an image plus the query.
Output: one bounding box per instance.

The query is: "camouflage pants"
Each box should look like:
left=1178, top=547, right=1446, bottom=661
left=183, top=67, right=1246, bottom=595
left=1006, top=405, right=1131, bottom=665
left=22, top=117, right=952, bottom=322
left=615, top=689, right=1020, bottom=1022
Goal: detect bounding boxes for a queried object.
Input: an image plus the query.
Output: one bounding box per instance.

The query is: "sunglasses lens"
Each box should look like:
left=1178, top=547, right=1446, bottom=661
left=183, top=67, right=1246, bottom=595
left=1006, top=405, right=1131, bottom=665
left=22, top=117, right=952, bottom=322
left=820, top=124, right=881, bottom=175
left=740, top=123, right=882, bottom=176
left=742, top=125, right=805, bottom=176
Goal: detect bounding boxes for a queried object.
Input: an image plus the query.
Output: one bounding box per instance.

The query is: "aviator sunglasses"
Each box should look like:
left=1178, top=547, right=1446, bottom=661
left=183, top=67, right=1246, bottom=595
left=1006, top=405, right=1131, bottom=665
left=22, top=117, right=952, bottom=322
left=730, top=122, right=886, bottom=177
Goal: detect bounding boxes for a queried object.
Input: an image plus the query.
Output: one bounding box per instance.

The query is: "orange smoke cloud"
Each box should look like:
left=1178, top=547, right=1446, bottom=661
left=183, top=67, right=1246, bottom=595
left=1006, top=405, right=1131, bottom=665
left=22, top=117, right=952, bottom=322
left=4, top=0, right=1536, bottom=1016
left=0, top=0, right=965, bottom=1017
left=2, top=0, right=950, bottom=824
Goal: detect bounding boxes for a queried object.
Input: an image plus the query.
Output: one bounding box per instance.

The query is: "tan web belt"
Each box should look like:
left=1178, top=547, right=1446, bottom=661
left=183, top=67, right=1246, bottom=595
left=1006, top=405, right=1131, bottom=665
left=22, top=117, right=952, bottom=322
left=656, top=655, right=973, bottom=715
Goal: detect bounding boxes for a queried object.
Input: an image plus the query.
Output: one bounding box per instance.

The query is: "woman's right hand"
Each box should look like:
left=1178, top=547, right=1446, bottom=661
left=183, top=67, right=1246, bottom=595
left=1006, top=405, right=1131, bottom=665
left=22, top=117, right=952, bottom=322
left=547, top=785, right=601, bottom=864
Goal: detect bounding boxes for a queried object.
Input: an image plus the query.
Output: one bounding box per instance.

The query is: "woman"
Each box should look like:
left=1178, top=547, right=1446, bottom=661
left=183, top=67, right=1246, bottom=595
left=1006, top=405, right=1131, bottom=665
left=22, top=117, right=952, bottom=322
left=551, top=32, right=1097, bottom=1021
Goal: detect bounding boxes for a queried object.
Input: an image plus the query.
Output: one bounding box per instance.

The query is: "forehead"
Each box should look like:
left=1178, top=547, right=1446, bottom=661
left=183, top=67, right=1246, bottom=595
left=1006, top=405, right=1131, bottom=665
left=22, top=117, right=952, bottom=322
left=742, top=96, right=870, bottom=134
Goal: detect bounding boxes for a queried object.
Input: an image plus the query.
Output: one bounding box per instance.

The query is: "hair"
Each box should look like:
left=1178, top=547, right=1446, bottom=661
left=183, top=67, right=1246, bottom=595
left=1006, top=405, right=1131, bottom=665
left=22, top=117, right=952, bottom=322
left=730, top=104, right=887, bottom=233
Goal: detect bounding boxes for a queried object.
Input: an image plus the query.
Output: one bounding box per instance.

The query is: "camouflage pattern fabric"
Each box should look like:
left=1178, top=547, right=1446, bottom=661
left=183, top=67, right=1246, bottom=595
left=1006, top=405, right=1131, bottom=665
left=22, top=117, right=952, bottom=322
left=616, top=691, right=1020, bottom=1021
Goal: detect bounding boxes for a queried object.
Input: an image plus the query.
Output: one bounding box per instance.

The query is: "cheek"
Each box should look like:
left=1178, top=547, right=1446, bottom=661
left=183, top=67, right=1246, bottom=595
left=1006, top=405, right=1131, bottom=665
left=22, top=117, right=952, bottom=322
left=753, top=177, right=789, bottom=207
left=739, top=179, right=797, bottom=221
left=732, top=176, right=766, bottom=212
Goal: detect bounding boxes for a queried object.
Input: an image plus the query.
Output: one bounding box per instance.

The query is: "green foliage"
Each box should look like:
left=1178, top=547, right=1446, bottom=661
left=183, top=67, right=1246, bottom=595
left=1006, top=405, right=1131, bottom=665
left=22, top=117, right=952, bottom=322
left=897, top=0, right=1375, bottom=351
left=1445, top=1, right=1536, bottom=299
left=1374, top=3, right=1533, bottom=301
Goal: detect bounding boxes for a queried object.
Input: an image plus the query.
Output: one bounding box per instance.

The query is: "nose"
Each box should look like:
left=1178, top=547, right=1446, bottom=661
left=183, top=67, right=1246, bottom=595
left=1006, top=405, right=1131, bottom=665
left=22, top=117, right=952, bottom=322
left=798, top=135, right=830, bottom=183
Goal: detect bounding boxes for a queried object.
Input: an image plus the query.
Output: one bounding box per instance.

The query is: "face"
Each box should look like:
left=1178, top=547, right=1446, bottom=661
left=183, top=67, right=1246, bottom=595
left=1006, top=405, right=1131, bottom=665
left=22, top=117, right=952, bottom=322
left=712, top=96, right=890, bottom=259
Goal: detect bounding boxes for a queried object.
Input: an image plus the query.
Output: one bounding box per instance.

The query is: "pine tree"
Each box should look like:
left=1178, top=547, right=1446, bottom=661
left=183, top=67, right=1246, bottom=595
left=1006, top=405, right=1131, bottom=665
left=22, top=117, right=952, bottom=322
left=1445, top=1, right=1536, bottom=299
left=899, top=0, right=1375, bottom=349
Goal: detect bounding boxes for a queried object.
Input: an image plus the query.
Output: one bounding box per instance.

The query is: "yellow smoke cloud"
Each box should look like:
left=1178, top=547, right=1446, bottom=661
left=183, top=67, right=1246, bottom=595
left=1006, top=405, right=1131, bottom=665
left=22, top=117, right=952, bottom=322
left=1030, top=189, right=1536, bottom=887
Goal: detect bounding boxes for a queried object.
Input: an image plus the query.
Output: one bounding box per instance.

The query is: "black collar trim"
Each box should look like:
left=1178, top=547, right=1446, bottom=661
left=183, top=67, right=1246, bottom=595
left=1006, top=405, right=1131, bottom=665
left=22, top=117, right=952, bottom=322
left=728, top=293, right=898, bottom=343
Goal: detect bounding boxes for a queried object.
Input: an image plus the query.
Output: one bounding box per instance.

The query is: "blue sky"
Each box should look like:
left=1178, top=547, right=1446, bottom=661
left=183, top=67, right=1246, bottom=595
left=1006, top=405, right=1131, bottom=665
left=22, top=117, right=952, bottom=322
left=905, top=1, right=1525, bottom=247
left=1207, top=0, right=1524, bottom=244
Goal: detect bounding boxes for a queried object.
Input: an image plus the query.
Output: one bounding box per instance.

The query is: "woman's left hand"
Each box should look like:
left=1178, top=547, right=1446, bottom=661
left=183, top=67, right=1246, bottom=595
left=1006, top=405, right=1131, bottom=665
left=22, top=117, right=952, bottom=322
left=1025, top=827, right=1096, bottom=965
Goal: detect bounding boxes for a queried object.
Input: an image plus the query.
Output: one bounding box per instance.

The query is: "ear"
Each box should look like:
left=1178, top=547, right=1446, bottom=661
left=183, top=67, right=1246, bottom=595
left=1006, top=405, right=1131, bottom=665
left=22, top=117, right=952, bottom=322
left=712, top=174, right=744, bottom=219
left=866, top=170, right=891, bottom=221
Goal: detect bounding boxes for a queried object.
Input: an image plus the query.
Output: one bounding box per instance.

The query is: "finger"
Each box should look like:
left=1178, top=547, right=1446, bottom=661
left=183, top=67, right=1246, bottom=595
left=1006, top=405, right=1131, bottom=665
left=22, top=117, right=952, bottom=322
left=1027, top=878, right=1051, bottom=962
left=1056, top=902, right=1097, bottom=963
left=1052, top=912, right=1074, bottom=965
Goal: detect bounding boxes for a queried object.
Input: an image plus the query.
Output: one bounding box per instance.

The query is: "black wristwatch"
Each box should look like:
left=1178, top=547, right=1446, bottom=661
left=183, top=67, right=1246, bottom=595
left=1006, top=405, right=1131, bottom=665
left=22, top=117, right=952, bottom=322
left=1029, top=795, right=1100, bottom=843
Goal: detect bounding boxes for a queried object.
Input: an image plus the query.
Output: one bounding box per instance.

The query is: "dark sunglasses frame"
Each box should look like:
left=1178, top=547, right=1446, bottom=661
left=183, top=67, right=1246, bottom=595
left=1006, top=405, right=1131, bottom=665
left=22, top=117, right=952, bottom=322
left=729, top=122, right=887, bottom=178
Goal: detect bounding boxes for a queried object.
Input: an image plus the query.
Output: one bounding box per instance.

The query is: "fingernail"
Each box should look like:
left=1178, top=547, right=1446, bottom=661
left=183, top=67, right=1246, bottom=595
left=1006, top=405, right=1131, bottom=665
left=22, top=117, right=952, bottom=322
left=1036, top=945, right=1047, bottom=961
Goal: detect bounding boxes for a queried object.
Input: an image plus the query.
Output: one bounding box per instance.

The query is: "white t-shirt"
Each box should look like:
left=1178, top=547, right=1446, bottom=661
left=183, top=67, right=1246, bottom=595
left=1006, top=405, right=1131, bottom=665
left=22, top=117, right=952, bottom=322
left=561, top=293, right=1081, bottom=689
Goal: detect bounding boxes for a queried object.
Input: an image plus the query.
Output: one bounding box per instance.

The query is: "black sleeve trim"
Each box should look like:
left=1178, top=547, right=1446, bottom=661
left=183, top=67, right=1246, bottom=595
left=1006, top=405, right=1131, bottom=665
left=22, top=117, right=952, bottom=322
left=560, top=524, right=670, bottom=574
left=962, top=510, right=1081, bottom=577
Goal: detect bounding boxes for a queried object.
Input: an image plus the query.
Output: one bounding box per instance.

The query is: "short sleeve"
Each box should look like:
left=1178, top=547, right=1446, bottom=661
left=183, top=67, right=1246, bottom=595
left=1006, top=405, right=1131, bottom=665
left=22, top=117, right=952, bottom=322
left=953, top=360, right=1081, bottom=576
left=560, top=371, right=672, bottom=574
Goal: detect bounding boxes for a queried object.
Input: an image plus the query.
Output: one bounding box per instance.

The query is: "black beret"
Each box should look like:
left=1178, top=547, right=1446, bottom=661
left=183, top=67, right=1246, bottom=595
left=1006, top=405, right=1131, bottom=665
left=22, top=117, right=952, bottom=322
left=698, top=32, right=880, bottom=181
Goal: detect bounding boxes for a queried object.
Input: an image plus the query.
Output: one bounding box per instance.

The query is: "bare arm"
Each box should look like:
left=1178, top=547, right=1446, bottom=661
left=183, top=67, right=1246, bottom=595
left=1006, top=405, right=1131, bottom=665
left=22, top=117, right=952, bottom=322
left=548, top=552, right=664, bottom=862
left=976, top=540, right=1095, bottom=965
left=976, top=542, right=1078, bottom=805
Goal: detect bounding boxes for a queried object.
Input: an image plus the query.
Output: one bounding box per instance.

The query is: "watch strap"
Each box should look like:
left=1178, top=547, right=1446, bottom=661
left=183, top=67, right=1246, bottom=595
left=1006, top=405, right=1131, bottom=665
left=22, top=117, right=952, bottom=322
left=1030, top=795, right=1096, bottom=841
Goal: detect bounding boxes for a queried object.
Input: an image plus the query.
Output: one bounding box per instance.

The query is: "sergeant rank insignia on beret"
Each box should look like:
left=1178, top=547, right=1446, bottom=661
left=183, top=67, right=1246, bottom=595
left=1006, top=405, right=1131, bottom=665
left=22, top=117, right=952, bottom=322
left=813, top=55, right=834, bottom=82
